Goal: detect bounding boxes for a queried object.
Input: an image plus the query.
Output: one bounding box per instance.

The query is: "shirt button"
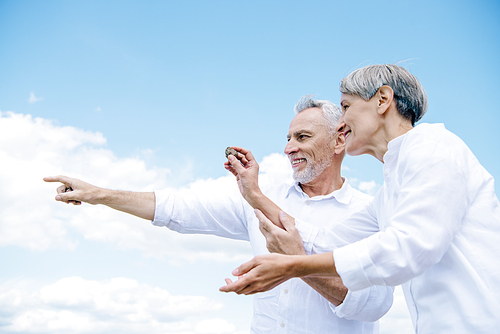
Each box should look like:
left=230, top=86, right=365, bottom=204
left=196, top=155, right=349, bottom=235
left=305, top=201, right=310, bottom=205
left=284, top=288, right=288, bottom=293
left=280, top=323, right=285, bottom=328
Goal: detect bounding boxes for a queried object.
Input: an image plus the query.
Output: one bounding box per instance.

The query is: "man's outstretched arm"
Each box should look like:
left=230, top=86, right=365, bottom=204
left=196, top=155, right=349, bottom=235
left=43, top=175, right=155, bottom=221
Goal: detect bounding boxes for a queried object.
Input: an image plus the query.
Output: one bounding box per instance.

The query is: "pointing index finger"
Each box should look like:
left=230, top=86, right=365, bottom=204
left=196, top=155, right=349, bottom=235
left=43, top=175, right=71, bottom=184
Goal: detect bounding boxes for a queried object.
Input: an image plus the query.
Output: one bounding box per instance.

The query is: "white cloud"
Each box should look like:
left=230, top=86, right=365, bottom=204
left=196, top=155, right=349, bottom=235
left=358, top=180, right=378, bottom=195
left=0, top=277, right=228, bottom=334
left=28, top=92, right=43, bottom=103
left=258, top=153, right=293, bottom=186
left=341, top=165, right=350, bottom=171
left=195, top=318, right=236, bottom=333
left=0, top=111, right=108, bottom=251
left=0, top=111, right=170, bottom=252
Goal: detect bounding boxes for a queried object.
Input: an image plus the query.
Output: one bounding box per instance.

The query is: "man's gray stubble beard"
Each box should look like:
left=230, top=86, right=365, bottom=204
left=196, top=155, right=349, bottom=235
left=292, top=152, right=334, bottom=184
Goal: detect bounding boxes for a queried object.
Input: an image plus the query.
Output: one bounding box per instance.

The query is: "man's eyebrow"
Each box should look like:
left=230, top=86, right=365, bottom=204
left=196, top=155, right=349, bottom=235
left=287, top=129, right=314, bottom=140
left=292, top=130, right=313, bottom=137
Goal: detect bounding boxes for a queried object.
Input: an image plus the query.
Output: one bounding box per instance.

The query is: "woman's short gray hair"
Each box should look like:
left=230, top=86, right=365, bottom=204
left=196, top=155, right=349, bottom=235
left=339, top=64, right=428, bottom=125
left=294, top=95, right=341, bottom=137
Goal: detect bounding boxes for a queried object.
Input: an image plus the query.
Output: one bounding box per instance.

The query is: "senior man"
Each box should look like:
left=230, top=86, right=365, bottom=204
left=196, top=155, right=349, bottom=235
left=45, top=95, right=393, bottom=334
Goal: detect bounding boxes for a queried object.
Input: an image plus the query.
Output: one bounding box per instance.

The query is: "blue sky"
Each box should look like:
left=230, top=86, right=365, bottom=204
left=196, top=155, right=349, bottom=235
left=0, top=0, right=499, bottom=333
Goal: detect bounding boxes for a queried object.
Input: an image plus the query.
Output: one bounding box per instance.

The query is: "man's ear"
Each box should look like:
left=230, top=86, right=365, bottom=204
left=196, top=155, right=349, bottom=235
left=376, top=85, right=395, bottom=115
left=333, top=132, right=346, bottom=155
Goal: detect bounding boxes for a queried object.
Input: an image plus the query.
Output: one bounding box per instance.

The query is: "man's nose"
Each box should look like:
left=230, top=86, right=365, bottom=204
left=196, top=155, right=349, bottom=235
left=284, top=140, right=298, bottom=155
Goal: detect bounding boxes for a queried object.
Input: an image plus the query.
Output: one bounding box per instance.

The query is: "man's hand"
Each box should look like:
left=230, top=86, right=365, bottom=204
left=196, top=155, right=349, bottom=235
left=44, top=175, right=100, bottom=205
left=43, top=175, right=155, bottom=220
left=256, top=210, right=305, bottom=255
left=224, top=147, right=285, bottom=229
left=224, top=146, right=261, bottom=206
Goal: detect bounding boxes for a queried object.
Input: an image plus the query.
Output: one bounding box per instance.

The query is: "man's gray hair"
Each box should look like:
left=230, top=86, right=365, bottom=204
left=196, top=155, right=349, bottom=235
left=339, top=64, right=428, bottom=125
left=294, top=95, right=341, bottom=136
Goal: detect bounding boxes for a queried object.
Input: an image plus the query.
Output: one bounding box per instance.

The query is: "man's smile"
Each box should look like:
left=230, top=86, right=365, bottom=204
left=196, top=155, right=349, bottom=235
left=290, top=157, right=306, bottom=168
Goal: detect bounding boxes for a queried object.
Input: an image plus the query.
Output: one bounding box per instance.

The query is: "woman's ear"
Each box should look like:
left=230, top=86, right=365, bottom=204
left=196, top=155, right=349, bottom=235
left=376, top=85, right=395, bottom=115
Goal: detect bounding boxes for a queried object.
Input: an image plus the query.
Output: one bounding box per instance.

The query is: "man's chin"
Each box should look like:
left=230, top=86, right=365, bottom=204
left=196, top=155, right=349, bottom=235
left=292, top=171, right=302, bottom=182
left=293, top=172, right=314, bottom=184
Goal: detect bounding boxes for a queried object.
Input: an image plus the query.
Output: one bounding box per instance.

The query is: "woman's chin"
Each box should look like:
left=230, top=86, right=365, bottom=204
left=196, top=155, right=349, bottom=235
left=346, top=144, right=361, bottom=156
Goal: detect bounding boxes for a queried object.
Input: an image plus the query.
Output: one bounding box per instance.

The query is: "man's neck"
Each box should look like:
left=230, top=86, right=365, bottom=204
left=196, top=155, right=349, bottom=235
left=299, top=172, right=344, bottom=198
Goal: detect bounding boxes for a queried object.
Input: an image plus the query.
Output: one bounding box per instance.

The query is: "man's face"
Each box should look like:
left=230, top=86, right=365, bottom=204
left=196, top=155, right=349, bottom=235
left=285, top=107, right=335, bottom=184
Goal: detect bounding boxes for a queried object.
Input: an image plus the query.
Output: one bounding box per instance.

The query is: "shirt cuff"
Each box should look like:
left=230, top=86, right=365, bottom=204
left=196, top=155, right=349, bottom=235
left=333, top=289, right=368, bottom=319
left=151, top=189, right=175, bottom=227
left=334, top=240, right=374, bottom=291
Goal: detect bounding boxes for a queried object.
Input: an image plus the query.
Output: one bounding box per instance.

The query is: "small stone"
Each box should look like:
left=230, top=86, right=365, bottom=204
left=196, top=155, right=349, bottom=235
left=225, top=147, right=239, bottom=158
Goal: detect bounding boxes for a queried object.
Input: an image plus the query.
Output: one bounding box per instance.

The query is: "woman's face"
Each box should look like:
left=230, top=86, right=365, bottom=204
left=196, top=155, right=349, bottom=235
left=337, top=93, right=381, bottom=158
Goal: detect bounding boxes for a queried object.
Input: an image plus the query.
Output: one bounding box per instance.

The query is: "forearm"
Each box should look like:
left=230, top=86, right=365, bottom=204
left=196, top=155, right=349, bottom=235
left=301, top=276, right=347, bottom=306
left=294, top=252, right=339, bottom=278
left=97, top=188, right=156, bottom=221
left=45, top=175, right=156, bottom=221
left=245, top=191, right=286, bottom=229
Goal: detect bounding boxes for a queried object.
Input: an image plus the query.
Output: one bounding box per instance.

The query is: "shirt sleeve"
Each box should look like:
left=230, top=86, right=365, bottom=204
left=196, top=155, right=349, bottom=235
left=152, top=185, right=252, bottom=241
left=333, top=285, right=394, bottom=322
left=296, top=204, right=380, bottom=255
left=296, top=205, right=393, bottom=322
left=335, top=133, right=470, bottom=290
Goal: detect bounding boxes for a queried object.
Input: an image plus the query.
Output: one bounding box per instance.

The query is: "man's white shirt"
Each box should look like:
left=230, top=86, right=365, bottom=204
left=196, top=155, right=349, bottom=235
left=153, top=179, right=393, bottom=334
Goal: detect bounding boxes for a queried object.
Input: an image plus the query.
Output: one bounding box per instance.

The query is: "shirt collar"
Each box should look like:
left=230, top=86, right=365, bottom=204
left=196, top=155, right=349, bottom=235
left=285, top=178, right=354, bottom=205
left=383, top=128, right=407, bottom=162
left=383, top=123, right=446, bottom=163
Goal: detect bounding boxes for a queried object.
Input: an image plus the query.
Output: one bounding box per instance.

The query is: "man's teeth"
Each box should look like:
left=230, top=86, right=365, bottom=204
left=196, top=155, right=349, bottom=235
left=293, top=158, right=306, bottom=164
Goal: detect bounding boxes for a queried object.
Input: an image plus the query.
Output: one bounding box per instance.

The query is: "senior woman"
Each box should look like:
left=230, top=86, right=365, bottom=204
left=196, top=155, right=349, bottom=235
left=221, top=64, right=500, bottom=333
